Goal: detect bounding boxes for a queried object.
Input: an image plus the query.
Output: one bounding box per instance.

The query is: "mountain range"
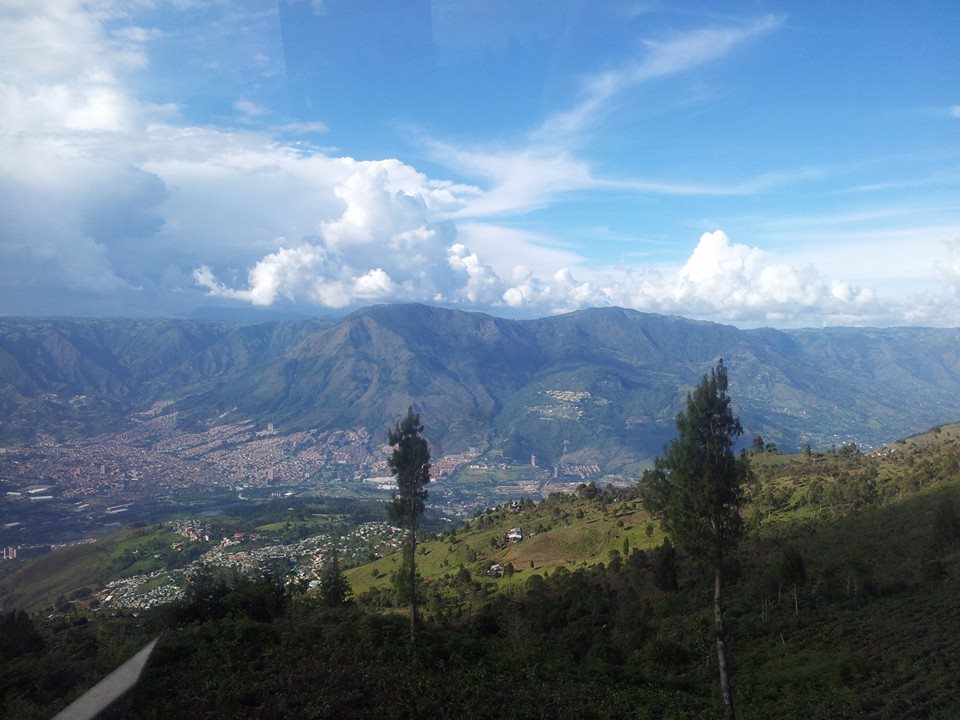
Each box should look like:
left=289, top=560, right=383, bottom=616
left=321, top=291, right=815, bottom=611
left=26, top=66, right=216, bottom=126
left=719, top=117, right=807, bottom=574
left=2, top=304, right=959, bottom=469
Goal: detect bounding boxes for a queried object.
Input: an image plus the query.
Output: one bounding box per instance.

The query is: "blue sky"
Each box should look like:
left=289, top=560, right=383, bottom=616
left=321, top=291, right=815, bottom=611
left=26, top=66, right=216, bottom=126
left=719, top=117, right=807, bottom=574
left=1, top=0, right=958, bottom=326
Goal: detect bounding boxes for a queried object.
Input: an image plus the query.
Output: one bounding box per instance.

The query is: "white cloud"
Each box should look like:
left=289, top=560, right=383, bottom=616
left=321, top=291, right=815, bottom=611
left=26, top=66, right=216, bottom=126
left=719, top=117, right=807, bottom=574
left=951, top=105, right=960, bottom=119
left=429, top=143, right=594, bottom=216
left=273, top=121, right=329, bottom=134
left=484, top=230, right=887, bottom=324
left=0, top=0, right=170, bottom=309
left=234, top=99, right=268, bottom=117
left=425, top=16, right=802, bottom=218
left=194, top=163, right=489, bottom=308
left=447, top=244, right=504, bottom=304
left=456, top=223, right=585, bottom=280
left=653, top=230, right=877, bottom=319
left=535, top=15, right=783, bottom=142
left=353, top=268, right=394, bottom=299
left=1, top=1, right=957, bottom=327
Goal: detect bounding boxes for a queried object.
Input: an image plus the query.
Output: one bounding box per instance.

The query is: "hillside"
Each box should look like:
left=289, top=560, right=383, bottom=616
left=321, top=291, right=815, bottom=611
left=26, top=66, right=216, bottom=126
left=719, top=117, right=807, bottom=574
left=0, top=496, right=392, bottom=614
left=345, top=490, right=666, bottom=598
left=3, top=424, right=960, bottom=718
left=0, top=317, right=328, bottom=441
left=2, top=305, right=960, bottom=471
left=345, top=423, right=960, bottom=597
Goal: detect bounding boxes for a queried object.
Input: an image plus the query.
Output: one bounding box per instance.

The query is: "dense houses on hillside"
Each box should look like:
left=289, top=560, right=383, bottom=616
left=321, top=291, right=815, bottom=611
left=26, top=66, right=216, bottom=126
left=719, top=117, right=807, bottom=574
left=90, top=520, right=406, bottom=612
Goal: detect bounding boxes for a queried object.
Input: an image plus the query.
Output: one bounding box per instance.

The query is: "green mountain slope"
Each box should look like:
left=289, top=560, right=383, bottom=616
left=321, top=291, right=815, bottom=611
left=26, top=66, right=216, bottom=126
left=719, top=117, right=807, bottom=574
left=2, top=306, right=960, bottom=467
left=0, top=317, right=327, bottom=440
left=179, top=304, right=960, bottom=463
left=331, top=424, right=960, bottom=718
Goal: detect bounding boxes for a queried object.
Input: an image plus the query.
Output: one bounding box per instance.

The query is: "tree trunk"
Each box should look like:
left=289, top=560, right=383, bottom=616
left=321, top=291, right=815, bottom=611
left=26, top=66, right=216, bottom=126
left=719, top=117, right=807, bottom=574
left=409, top=517, right=418, bottom=644
left=793, top=585, right=799, bottom=616
left=715, top=565, right=735, bottom=720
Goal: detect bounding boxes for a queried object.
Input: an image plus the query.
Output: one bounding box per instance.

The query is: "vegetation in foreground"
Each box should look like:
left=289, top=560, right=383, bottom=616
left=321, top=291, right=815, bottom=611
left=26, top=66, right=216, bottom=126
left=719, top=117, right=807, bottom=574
left=2, top=424, right=960, bottom=718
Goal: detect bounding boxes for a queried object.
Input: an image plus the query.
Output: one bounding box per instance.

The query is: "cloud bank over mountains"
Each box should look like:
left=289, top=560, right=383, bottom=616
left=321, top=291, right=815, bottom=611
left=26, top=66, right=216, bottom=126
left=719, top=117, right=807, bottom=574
left=1, top=1, right=957, bottom=326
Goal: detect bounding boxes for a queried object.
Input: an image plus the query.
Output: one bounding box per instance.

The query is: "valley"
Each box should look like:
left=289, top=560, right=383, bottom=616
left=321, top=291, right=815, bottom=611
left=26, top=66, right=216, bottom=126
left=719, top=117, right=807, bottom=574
left=3, top=305, right=960, bottom=548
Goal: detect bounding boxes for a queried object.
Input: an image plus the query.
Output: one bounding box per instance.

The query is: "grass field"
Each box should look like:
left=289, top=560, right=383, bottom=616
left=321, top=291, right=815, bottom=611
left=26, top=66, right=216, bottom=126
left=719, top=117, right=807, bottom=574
left=345, top=494, right=667, bottom=595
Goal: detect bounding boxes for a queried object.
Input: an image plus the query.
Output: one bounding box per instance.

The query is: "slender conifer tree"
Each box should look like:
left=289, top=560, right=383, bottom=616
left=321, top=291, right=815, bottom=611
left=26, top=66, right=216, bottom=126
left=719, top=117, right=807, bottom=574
left=641, top=359, right=749, bottom=720
left=387, top=406, right=431, bottom=643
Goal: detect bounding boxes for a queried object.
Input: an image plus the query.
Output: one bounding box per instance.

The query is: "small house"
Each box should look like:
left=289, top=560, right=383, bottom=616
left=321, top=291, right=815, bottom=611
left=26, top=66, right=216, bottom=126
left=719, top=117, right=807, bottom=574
left=507, top=527, right=523, bottom=542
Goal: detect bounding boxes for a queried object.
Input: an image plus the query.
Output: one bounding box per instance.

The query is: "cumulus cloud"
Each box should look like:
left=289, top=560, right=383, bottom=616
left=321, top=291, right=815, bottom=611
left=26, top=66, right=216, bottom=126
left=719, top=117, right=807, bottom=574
left=201, top=212, right=906, bottom=326
left=195, top=164, right=485, bottom=308
left=487, top=230, right=884, bottom=324
left=447, top=244, right=504, bottom=304
left=603, top=231, right=879, bottom=323
left=0, top=1, right=477, bottom=313
left=0, top=0, right=167, bottom=308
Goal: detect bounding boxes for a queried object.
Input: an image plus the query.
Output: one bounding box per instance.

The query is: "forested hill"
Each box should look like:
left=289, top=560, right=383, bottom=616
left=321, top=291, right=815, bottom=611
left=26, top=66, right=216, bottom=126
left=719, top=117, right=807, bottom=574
left=2, top=305, right=960, bottom=466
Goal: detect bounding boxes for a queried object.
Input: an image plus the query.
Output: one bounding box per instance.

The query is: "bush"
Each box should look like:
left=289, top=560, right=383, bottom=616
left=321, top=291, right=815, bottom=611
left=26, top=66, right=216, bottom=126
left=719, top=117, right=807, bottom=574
left=643, top=635, right=689, bottom=671
left=933, top=494, right=960, bottom=545
left=652, top=540, right=679, bottom=592
left=0, top=610, right=45, bottom=660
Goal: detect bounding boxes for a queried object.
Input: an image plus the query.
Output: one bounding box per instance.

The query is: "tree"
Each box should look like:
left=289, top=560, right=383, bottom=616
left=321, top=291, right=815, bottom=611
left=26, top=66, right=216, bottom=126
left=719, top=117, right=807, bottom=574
left=838, top=442, right=859, bottom=458
left=775, top=546, right=806, bottom=616
left=223, top=572, right=288, bottom=621
left=652, top=539, right=679, bottom=592
left=933, top=493, right=960, bottom=545
left=0, top=610, right=45, bottom=659
left=177, top=568, right=230, bottom=623
left=319, top=551, right=351, bottom=607
left=751, top=435, right=764, bottom=453
left=387, top=406, right=431, bottom=642
left=641, top=359, right=749, bottom=720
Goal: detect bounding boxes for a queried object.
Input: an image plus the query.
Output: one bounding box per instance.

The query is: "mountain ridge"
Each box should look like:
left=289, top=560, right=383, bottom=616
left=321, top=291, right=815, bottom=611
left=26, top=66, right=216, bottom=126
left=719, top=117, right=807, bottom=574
left=1, top=305, right=959, bottom=469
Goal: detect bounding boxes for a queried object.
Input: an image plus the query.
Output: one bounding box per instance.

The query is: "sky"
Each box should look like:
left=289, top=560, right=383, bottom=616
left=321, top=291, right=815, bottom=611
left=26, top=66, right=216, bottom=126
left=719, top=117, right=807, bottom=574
left=1, top=0, right=958, bottom=327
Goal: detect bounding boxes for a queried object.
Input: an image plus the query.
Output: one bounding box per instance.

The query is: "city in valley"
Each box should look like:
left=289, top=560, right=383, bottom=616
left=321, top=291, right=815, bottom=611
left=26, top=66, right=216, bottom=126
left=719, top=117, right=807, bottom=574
left=0, top=397, right=612, bottom=618
left=0, top=400, right=615, bottom=551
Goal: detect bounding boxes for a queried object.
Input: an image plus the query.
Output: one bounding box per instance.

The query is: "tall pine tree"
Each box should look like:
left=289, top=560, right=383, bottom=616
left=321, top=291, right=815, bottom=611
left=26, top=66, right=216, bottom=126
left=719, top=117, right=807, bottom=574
left=387, top=407, right=431, bottom=643
left=319, top=550, right=351, bottom=607
left=641, top=359, right=749, bottom=720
